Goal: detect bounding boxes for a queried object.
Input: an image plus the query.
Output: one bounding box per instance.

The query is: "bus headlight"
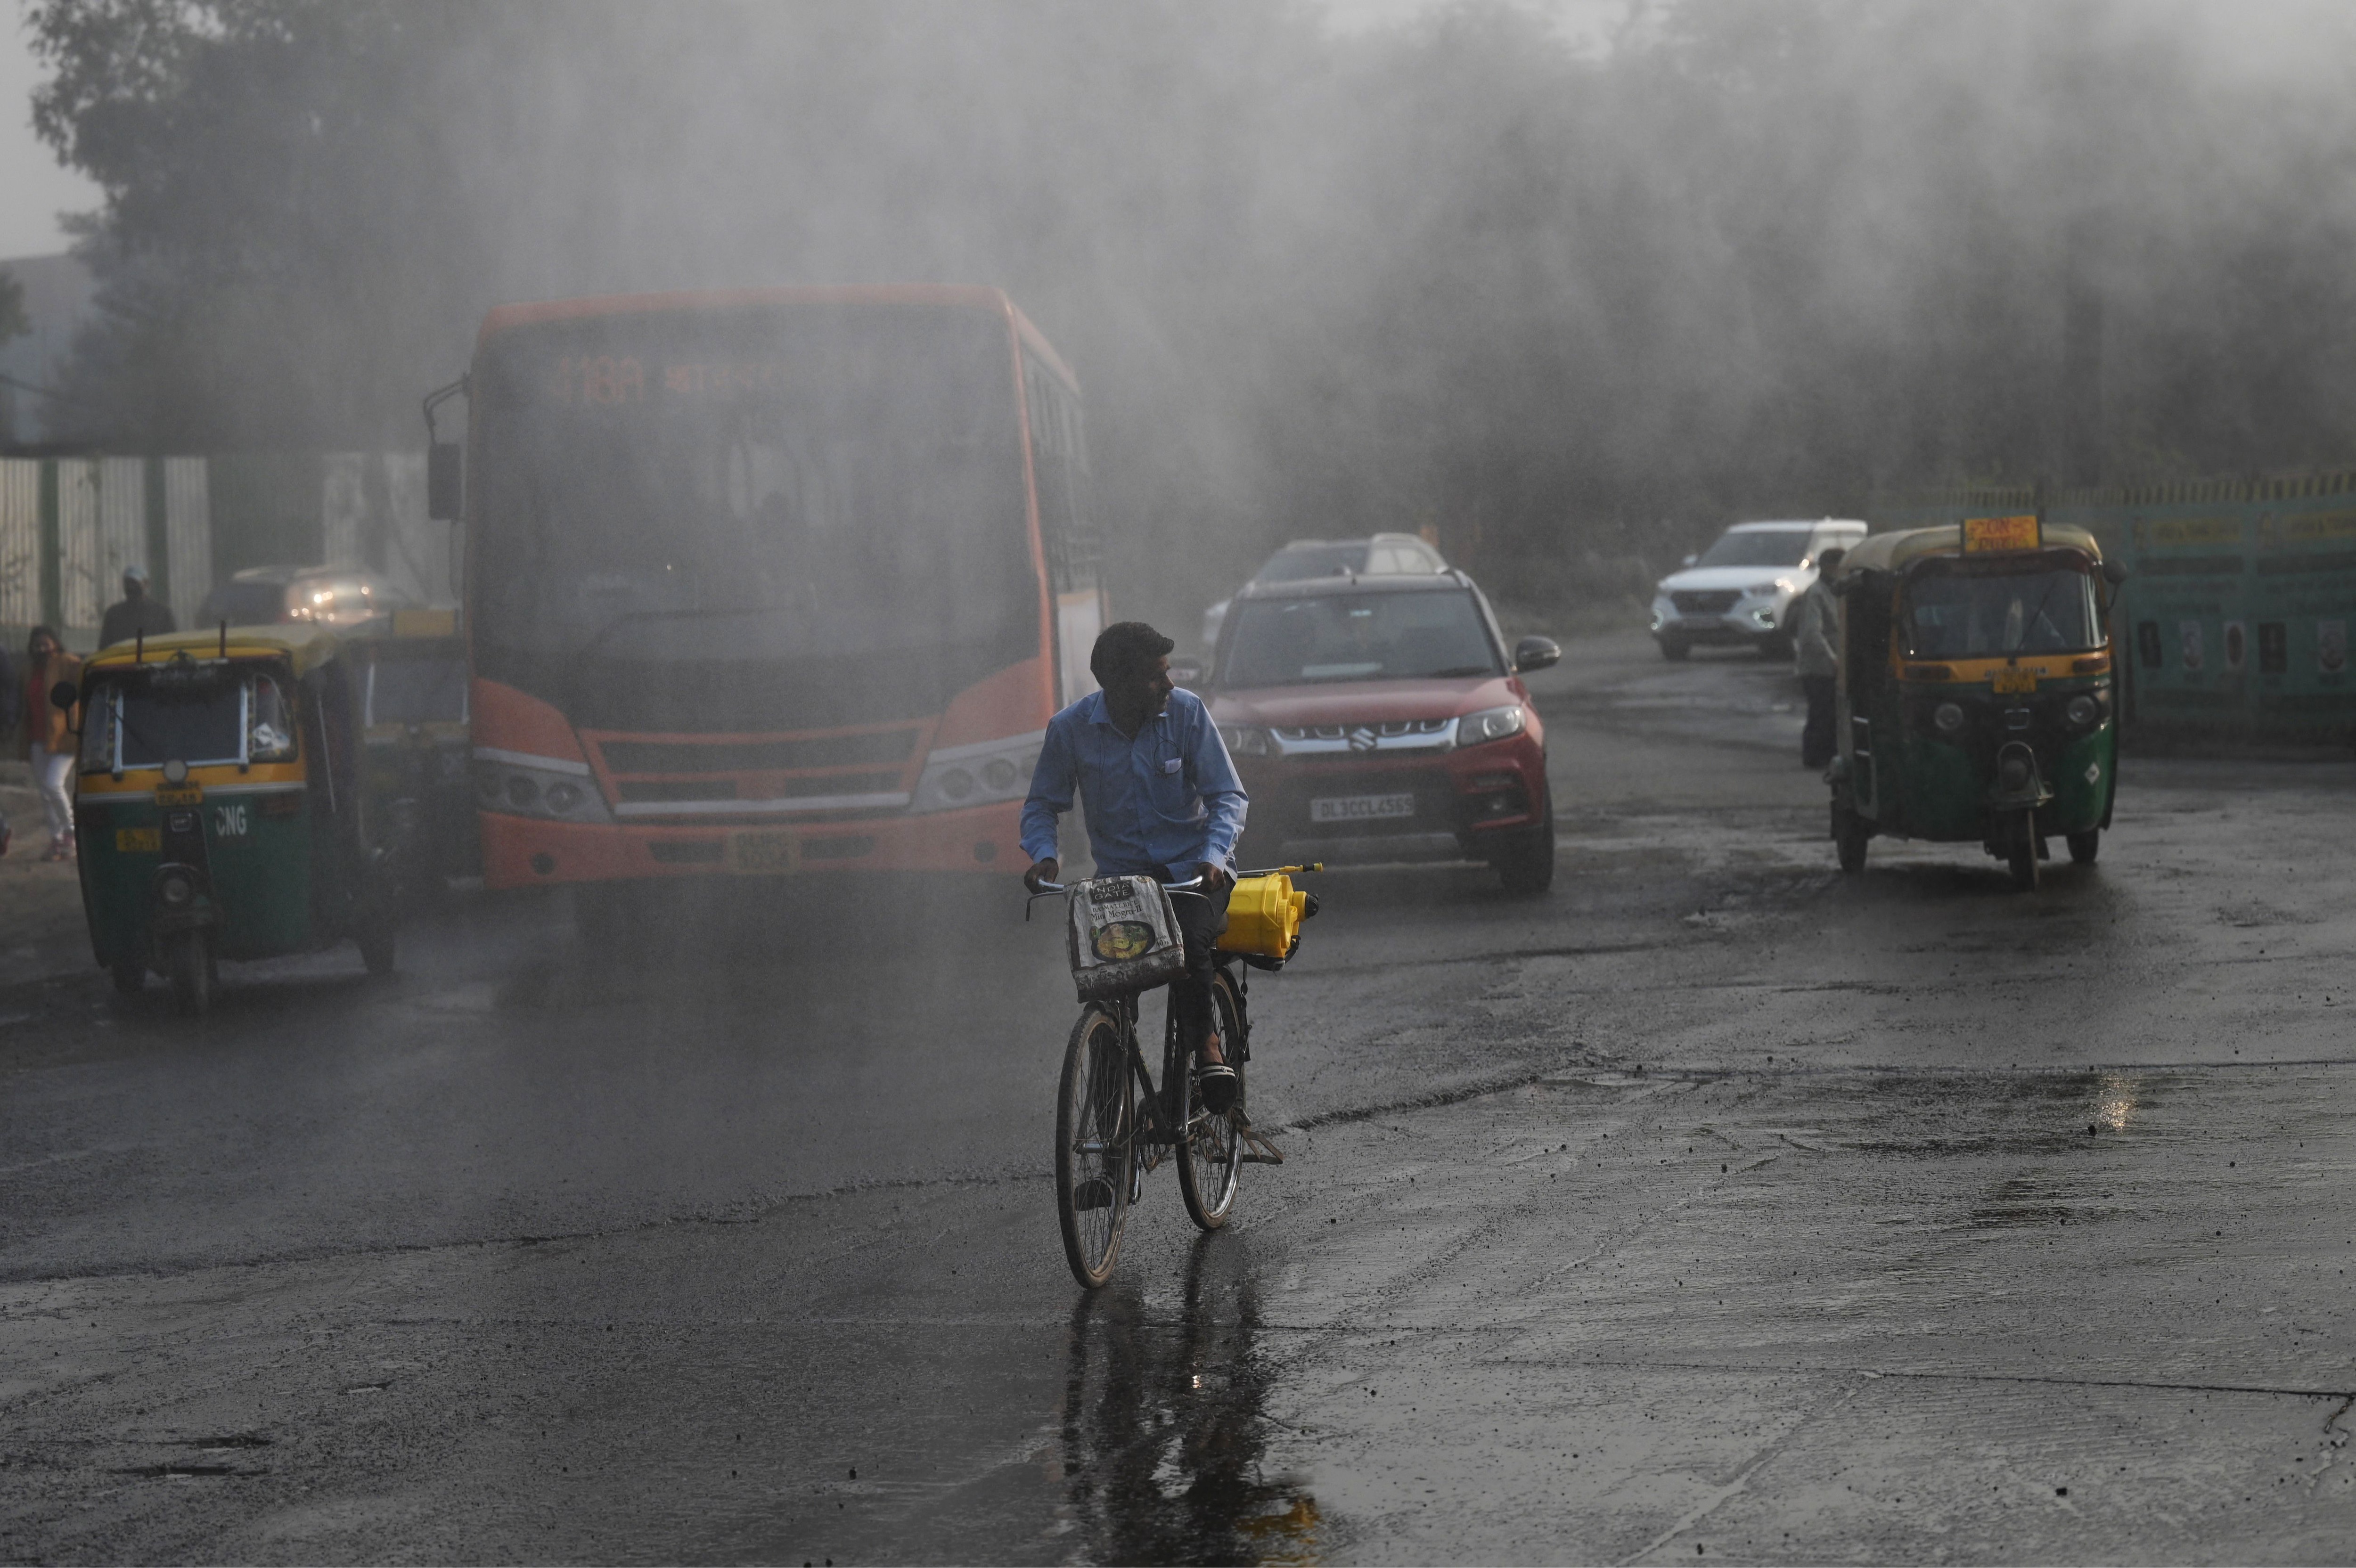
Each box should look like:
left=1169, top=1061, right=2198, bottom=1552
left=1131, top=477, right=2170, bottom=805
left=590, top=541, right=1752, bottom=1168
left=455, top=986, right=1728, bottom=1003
left=913, top=730, right=1045, bottom=814
left=473, top=751, right=612, bottom=823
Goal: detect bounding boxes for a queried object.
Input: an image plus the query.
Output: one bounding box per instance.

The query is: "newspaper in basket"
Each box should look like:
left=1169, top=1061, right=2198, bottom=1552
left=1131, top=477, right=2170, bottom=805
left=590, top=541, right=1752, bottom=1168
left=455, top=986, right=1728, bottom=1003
left=1067, top=875, right=1188, bottom=1002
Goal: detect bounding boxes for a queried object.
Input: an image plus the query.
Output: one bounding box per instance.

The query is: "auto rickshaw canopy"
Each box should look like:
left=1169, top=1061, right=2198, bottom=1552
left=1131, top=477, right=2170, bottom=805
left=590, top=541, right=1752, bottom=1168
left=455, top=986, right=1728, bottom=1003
left=1834, top=522, right=2106, bottom=581
left=83, top=623, right=344, bottom=678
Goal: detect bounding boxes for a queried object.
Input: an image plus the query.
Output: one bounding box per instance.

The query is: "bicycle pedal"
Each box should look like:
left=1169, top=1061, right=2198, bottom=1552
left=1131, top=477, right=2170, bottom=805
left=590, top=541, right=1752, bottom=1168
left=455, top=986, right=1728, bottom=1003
left=1237, top=1124, right=1286, bottom=1166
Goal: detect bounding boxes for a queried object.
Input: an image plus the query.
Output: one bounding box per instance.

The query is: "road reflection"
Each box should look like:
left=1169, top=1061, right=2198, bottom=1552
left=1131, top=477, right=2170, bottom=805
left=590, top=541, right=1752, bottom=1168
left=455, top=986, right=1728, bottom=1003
left=1060, top=1233, right=1320, bottom=1565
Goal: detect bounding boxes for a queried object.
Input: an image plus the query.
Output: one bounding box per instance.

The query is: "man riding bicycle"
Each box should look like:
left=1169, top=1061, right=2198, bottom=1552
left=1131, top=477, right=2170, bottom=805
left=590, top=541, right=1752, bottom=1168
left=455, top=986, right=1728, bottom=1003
left=1022, top=622, right=1249, bottom=1111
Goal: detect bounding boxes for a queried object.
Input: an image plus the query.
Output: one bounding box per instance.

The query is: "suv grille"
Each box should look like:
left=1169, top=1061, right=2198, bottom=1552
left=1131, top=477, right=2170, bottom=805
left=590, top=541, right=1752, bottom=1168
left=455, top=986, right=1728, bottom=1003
left=1671, top=590, right=1741, bottom=613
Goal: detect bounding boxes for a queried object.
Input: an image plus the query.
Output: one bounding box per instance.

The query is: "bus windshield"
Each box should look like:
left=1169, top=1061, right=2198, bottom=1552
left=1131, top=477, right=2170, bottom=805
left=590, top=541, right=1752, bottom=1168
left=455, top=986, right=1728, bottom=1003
left=1902, top=565, right=2102, bottom=658
left=472, top=306, right=1032, bottom=685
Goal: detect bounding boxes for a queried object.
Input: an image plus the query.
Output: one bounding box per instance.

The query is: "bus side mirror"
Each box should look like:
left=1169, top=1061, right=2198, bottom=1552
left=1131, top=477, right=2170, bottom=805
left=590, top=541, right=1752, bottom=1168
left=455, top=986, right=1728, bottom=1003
left=2102, top=560, right=2128, bottom=586
left=1513, top=636, right=1561, bottom=673
left=427, top=442, right=463, bottom=522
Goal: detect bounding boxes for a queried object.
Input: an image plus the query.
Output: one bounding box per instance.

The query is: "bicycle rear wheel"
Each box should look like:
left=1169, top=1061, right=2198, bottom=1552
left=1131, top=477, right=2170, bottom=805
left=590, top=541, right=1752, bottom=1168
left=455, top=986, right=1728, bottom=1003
left=1056, top=1005, right=1135, bottom=1288
left=1177, top=970, right=1244, bottom=1231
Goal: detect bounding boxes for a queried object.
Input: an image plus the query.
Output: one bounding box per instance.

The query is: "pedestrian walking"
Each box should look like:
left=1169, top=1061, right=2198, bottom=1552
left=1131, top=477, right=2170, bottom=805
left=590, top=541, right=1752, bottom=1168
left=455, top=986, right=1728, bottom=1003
left=0, top=638, right=16, bottom=857
left=99, top=564, right=176, bottom=650
left=1793, top=546, right=1846, bottom=769
left=24, top=627, right=82, bottom=861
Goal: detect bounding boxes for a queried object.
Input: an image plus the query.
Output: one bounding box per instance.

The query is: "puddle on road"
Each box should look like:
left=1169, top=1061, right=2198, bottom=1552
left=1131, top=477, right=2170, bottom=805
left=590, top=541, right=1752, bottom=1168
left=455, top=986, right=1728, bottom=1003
left=1057, top=1233, right=1323, bottom=1565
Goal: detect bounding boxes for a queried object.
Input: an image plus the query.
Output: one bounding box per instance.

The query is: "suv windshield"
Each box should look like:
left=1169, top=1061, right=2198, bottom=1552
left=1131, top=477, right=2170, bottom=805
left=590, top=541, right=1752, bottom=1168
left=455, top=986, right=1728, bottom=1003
left=1219, top=589, right=1500, bottom=687
left=1902, top=566, right=2101, bottom=657
left=1697, top=530, right=1813, bottom=569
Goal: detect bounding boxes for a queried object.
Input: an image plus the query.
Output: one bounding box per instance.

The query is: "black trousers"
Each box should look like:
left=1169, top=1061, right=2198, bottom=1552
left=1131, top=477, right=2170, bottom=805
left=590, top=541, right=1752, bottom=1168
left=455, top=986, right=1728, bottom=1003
left=1800, top=674, right=1838, bottom=768
left=1165, top=879, right=1232, bottom=1046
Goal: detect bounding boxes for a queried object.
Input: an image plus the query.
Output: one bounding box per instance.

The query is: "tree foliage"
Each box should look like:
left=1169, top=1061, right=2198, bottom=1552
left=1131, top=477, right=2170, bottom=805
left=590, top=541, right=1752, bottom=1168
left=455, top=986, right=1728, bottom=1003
left=29, top=0, right=2356, bottom=616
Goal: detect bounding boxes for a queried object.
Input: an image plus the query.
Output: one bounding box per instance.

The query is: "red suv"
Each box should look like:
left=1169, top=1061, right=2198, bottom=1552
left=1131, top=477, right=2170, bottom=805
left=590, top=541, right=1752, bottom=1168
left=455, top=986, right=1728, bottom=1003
left=1203, top=572, right=1560, bottom=892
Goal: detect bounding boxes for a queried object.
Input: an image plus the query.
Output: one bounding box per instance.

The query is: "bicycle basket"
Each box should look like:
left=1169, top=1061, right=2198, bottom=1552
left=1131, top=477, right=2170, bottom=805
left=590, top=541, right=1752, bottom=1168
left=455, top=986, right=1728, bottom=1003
left=1066, top=875, right=1188, bottom=1002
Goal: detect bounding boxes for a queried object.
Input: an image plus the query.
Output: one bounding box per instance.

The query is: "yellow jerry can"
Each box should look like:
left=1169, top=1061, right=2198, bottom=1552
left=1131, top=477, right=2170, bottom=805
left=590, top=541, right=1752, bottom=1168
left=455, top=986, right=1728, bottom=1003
left=1216, top=871, right=1310, bottom=960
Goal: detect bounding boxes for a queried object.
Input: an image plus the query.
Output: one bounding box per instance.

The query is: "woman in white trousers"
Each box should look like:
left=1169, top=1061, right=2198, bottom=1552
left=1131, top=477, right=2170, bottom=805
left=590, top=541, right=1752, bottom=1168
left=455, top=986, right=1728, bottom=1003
left=24, top=627, right=81, bottom=861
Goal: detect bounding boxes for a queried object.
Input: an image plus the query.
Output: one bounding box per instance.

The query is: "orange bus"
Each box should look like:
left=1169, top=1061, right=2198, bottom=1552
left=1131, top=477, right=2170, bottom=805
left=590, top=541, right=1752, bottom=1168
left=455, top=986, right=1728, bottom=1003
left=431, top=287, right=1104, bottom=892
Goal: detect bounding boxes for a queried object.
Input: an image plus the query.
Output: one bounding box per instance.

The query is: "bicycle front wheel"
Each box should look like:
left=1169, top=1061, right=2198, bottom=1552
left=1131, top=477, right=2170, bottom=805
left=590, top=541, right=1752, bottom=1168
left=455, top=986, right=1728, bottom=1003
left=1177, top=969, right=1245, bottom=1231
left=1056, top=1005, right=1135, bottom=1289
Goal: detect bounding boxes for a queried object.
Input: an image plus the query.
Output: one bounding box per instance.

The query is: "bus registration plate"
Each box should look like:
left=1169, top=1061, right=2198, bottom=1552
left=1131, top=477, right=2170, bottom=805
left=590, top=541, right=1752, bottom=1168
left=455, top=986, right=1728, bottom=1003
left=1311, top=792, right=1415, bottom=823
left=728, top=830, right=800, bottom=874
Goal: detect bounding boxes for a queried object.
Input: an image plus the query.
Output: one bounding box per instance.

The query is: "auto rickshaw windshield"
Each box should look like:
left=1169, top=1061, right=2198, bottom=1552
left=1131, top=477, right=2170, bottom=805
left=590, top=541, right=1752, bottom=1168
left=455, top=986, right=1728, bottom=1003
left=1900, top=563, right=2101, bottom=659
left=84, top=665, right=299, bottom=771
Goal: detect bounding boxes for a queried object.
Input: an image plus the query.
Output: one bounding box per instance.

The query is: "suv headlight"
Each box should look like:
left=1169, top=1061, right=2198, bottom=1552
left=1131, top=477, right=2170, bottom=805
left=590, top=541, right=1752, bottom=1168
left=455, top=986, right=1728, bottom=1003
left=1219, top=724, right=1271, bottom=758
left=472, top=751, right=612, bottom=823
left=912, top=730, right=1045, bottom=814
left=1456, top=704, right=1527, bottom=747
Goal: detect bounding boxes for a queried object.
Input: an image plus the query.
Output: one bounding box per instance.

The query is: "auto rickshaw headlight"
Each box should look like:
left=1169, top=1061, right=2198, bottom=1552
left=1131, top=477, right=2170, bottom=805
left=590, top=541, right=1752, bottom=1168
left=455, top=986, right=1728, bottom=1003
left=1999, top=756, right=2033, bottom=791
left=544, top=782, right=583, bottom=814
left=505, top=775, right=540, bottom=809
left=158, top=870, right=195, bottom=907
left=2065, top=694, right=2100, bottom=728
left=1933, top=702, right=1964, bottom=734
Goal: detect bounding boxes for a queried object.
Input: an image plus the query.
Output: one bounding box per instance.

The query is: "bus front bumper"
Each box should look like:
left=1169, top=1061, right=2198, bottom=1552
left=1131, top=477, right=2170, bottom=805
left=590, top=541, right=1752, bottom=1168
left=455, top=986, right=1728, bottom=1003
left=479, top=801, right=1025, bottom=889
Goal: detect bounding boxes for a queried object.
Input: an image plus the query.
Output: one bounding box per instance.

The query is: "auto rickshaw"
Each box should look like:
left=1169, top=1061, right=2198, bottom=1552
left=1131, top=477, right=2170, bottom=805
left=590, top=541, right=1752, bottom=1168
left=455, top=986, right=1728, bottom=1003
left=354, top=612, right=478, bottom=897
left=65, top=625, right=402, bottom=1013
left=1826, top=515, right=2125, bottom=890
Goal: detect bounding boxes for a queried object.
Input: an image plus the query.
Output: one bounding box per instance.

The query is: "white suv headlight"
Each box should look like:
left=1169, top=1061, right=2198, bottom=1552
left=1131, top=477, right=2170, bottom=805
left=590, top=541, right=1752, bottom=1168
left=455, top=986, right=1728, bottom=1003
left=912, top=730, right=1045, bottom=814
left=1456, top=704, right=1527, bottom=747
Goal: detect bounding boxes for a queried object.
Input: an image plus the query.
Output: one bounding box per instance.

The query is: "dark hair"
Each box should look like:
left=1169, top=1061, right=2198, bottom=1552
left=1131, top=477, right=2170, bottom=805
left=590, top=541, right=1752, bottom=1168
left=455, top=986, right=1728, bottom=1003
left=1090, top=621, right=1174, bottom=687
left=27, top=625, right=59, bottom=659
left=1817, top=547, right=1847, bottom=569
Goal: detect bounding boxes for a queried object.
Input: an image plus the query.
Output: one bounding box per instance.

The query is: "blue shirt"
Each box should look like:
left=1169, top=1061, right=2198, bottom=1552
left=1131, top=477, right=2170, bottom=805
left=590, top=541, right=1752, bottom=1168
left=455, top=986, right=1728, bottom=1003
left=1019, top=687, right=1248, bottom=878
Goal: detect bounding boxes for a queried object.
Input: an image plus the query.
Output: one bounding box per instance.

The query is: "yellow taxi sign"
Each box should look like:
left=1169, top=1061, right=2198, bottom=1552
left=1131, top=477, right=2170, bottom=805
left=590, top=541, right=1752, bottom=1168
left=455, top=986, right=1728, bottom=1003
left=1963, top=514, right=2041, bottom=553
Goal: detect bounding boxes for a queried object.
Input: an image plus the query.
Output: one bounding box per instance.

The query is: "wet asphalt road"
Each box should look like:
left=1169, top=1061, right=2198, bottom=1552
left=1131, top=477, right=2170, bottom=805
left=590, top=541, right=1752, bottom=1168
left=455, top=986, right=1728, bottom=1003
left=6, top=629, right=2356, bottom=1563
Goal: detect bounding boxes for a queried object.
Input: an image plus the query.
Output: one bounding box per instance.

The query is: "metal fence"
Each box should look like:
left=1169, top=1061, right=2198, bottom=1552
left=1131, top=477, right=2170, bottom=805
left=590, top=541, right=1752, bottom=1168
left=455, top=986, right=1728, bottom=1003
left=0, top=452, right=447, bottom=650
left=1878, top=472, right=2356, bottom=743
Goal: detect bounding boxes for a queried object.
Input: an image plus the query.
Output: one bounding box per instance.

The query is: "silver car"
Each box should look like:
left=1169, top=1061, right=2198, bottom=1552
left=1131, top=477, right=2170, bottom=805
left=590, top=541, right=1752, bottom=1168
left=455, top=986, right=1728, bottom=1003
left=1202, top=533, right=1448, bottom=651
left=1650, top=519, right=1866, bottom=660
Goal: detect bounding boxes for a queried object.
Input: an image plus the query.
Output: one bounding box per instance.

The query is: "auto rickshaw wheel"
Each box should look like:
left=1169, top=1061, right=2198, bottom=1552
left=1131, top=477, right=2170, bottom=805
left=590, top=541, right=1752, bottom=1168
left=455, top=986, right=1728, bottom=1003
left=2005, top=814, right=2041, bottom=892
left=109, top=955, right=146, bottom=996
left=1832, top=805, right=1869, bottom=873
left=2067, top=828, right=2101, bottom=865
left=165, top=930, right=213, bottom=1016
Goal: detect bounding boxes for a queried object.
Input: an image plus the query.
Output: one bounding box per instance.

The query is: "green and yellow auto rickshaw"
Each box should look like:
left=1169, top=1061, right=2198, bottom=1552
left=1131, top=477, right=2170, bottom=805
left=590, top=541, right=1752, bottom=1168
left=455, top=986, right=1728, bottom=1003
left=1827, top=516, right=2125, bottom=890
left=67, top=626, right=401, bottom=1013
left=354, top=612, right=478, bottom=895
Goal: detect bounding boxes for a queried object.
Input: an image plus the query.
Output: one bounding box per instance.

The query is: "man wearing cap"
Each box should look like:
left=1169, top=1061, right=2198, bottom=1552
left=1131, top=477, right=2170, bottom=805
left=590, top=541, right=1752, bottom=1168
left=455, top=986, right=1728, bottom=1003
left=100, top=564, right=177, bottom=651
left=1022, top=621, right=1250, bottom=1112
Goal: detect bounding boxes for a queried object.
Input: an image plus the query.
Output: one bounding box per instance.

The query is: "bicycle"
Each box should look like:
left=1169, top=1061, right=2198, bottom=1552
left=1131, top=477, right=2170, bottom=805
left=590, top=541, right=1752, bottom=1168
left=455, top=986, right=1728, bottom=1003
left=1030, top=870, right=1310, bottom=1289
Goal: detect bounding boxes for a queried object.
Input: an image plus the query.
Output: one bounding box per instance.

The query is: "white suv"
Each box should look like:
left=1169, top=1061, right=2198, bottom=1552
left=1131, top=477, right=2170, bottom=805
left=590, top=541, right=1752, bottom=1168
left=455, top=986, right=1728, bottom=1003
left=1650, top=518, right=1866, bottom=660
